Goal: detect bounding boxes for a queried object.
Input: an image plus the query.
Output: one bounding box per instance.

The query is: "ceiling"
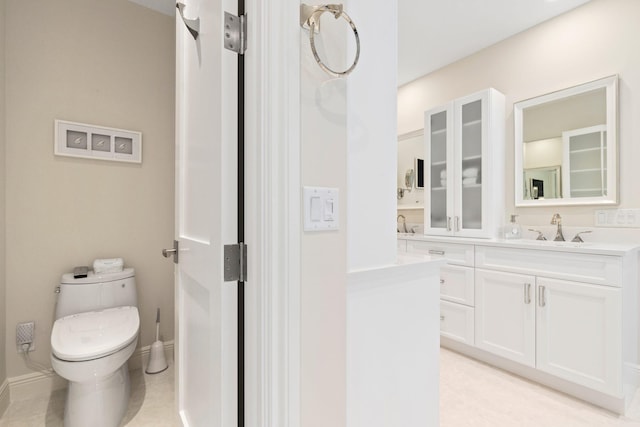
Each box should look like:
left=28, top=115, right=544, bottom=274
left=398, top=0, right=592, bottom=85
left=128, top=0, right=592, bottom=86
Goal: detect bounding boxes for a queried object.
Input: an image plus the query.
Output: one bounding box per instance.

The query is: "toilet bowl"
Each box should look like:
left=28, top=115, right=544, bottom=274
left=50, top=269, right=139, bottom=427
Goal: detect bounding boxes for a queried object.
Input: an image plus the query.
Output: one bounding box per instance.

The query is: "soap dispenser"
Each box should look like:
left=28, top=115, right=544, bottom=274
left=505, top=214, right=522, bottom=239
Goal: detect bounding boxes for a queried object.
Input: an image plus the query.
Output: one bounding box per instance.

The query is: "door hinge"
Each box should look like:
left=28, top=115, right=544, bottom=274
left=224, top=12, right=247, bottom=55
left=224, top=242, right=248, bottom=282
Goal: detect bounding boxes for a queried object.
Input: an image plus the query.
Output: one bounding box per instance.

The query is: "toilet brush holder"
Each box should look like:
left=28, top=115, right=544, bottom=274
left=146, top=308, right=168, bottom=374
left=146, top=340, right=168, bottom=374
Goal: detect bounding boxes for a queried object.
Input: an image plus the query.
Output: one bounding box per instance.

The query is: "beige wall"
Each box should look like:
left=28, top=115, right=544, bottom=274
left=398, top=0, right=640, bottom=226
left=4, top=0, right=175, bottom=377
left=0, top=0, right=7, bottom=386
left=300, top=9, right=347, bottom=427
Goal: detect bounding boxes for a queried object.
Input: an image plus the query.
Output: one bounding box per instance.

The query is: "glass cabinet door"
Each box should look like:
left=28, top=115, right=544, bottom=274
left=458, top=99, right=483, bottom=231
left=425, top=106, right=453, bottom=235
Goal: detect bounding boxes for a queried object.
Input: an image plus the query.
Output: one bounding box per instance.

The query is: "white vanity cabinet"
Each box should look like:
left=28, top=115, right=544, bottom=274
left=475, top=269, right=621, bottom=396
left=424, top=88, right=505, bottom=238
left=400, top=235, right=639, bottom=413
left=405, top=239, right=476, bottom=345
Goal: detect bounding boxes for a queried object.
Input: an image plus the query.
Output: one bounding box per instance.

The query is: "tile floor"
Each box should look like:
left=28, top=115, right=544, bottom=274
left=0, top=360, right=174, bottom=427
left=2, top=349, right=640, bottom=426
left=441, top=347, right=640, bottom=427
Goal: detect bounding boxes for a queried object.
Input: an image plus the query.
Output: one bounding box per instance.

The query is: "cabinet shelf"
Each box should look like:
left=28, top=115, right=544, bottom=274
left=570, top=147, right=603, bottom=154
left=431, top=160, right=446, bottom=166
left=431, top=128, right=447, bottom=136
left=462, top=155, right=481, bottom=163
left=571, top=168, right=602, bottom=174
left=462, top=119, right=482, bottom=127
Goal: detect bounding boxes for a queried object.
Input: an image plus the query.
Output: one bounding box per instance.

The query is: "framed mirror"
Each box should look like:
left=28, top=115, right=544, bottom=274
left=514, top=75, right=618, bottom=206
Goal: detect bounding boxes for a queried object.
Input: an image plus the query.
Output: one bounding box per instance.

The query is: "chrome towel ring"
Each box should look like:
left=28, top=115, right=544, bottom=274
left=300, top=4, right=360, bottom=78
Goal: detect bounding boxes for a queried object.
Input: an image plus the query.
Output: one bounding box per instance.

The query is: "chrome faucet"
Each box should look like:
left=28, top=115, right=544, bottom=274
left=397, top=214, right=408, bottom=233
left=550, top=213, right=565, bottom=241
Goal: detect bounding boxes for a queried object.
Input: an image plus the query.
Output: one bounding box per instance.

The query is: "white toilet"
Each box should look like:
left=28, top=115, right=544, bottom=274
left=50, top=268, right=140, bottom=427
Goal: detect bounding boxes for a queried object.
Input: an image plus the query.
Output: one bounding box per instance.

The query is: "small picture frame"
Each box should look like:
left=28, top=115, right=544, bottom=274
left=55, top=120, right=142, bottom=163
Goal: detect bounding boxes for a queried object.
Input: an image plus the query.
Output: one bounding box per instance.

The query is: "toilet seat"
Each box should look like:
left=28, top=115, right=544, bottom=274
left=51, top=306, right=139, bottom=362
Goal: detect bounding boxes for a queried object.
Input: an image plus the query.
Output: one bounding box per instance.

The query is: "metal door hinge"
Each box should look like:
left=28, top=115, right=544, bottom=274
left=224, top=242, right=247, bottom=282
left=224, top=12, right=247, bottom=55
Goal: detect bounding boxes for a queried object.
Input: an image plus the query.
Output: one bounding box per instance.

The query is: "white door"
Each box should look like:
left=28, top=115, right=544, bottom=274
left=174, top=0, right=238, bottom=425
left=475, top=269, right=535, bottom=367
left=536, top=277, right=621, bottom=395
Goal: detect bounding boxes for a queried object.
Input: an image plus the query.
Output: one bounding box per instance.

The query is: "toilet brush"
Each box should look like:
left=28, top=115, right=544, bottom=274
left=146, top=308, right=168, bottom=374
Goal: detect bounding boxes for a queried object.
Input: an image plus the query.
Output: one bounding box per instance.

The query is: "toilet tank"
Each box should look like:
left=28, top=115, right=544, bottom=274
left=55, top=268, right=138, bottom=320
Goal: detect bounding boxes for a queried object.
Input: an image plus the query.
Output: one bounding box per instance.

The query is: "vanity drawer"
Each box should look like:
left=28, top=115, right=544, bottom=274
left=440, top=300, right=474, bottom=345
left=475, top=246, right=622, bottom=287
left=440, top=265, right=474, bottom=306
left=406, top=240, right=474, bottom=267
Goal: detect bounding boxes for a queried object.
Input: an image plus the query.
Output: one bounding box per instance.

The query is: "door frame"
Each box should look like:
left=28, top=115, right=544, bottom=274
left=244, top=0, right=301, bottom=425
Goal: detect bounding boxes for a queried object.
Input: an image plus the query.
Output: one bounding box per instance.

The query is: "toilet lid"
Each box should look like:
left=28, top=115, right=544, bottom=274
left=51, top=306, right=139, bottom=362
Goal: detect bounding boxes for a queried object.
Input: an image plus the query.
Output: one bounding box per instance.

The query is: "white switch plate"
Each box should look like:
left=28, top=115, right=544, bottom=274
left=595, top=209, right=640, bottom=227
left=303, top=186, right=339, bottom=231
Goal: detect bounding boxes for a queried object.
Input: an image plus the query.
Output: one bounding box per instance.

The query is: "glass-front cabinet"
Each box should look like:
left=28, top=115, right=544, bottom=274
left=424, top=88, right=505, bottom=238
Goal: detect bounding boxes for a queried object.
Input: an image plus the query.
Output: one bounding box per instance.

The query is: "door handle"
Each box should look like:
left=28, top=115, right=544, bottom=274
left=162, top=240, right=179, bottom=264
left=538, top=285, right=546, bottom=307
left=524, top=283, right=531, bottom=304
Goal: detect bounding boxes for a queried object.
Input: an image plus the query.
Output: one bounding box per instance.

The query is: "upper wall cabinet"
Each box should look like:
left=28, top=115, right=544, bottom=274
left=424, top=88, right=505, bottom=238
left=514, top=76, right=618, bottom=207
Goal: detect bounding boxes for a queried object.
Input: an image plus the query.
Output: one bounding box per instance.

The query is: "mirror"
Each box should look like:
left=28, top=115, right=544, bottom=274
left=514, top=75, right=618, bottom=206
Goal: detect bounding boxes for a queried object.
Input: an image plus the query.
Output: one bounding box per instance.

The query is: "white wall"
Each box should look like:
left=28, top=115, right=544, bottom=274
left=398, top=0, right=640, bottom=227
left=347, top=0, right=397, bottom=271
left=0, top=0, right=7, bottom=388
left=4, top=0, right=175, bottom=378
left=300, top=4, right=348, bottom=426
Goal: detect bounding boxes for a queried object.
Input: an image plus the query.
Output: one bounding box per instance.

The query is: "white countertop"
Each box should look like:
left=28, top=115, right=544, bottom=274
left=397, top=233, right=640, bottom=256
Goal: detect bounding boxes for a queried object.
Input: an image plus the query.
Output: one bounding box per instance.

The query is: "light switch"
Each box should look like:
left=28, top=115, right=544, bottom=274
left=311, top=197, right=322, bottom=221
left=324, top=199, right=334, bottom=221
left=303, top=186, right=339, bottom=231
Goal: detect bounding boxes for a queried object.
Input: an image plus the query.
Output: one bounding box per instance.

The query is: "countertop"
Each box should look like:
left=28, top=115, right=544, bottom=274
left=397, top=233, right=640, bottom=256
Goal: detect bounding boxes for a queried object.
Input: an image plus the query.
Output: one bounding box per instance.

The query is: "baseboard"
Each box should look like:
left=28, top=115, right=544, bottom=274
left=8, top=340, right=175, bottom=402
left=0, top=379, right=10, bottom=418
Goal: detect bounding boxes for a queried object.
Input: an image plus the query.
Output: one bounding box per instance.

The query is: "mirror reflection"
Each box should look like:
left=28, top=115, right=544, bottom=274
left=515, top=76, right=618, bottom=206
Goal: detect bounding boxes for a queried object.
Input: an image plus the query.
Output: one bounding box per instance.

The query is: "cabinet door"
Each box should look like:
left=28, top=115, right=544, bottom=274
left=536, top=277, right=621, bottom=395
left=475, top=269, right=535, bottom=367
left=453, top=93, right=486, bottom=237
left=424, top=105, right=454, bottom=236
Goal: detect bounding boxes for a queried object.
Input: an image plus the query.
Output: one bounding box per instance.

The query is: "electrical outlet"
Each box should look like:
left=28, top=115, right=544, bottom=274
left=16, top=322, right=35, bottom=353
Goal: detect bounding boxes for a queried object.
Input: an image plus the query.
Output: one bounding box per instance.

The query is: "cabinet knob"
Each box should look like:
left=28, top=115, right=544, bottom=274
left=440, top=315, right=445, bottom=321
left=440, top=279, right=445, bottom=284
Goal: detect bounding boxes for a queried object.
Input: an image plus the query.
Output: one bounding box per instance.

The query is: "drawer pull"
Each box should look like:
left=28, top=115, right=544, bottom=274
left=538, top=286, right=546, bottom=307
left=440, top=279, right=445, bottom=284
left=440, top=315, right=445, bottom=321
left=429, top=250, right=445, bottom=256
left=524, top=283, right=531, bottom=304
